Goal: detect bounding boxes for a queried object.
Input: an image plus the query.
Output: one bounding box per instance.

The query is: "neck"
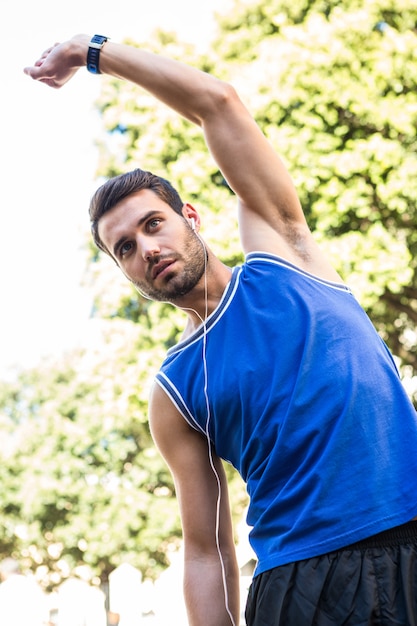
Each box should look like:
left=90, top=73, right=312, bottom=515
left=179, top=255, right=232, bottom=335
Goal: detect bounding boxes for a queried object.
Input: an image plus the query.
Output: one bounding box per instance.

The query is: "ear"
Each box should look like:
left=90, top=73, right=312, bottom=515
left=182, top=203, right=200, bottom=231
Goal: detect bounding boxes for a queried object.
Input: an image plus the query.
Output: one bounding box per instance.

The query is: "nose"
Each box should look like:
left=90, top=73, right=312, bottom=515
left=139, top=234, right=161, bottom=261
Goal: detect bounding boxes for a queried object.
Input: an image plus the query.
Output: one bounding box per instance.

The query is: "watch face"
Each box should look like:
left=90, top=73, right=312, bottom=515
left=92, top=35, right=108, bottom=45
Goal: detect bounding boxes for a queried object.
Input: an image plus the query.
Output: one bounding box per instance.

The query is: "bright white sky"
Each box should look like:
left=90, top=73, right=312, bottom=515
left=1, top=0, right=230, bottom=378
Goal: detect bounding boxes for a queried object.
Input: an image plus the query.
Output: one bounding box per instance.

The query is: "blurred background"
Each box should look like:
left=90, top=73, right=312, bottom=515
left=1, top=0, right=416, bottom=624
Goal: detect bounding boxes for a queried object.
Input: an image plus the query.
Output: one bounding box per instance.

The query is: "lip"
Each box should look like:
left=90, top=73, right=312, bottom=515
left=152, top=259, right=175, bottom=280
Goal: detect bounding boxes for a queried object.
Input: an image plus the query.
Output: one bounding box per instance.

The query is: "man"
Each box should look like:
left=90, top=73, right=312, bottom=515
left=25, top=34, right=417, bottom=626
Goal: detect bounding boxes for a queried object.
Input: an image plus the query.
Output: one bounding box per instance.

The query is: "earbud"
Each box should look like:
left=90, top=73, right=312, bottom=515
left=190, top=217, right=196, bottom=231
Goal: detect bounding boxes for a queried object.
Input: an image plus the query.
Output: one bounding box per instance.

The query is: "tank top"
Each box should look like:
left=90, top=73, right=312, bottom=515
left=156, top=252, right=417, bottom=575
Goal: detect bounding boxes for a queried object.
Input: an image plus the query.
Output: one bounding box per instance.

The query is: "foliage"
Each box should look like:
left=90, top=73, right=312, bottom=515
left=93, top=1, right=417, bottom=397
left=2, top=0, right=417, bottom=589
left=0, top=320, right=180, bottom=588
left=214, top=0, right=417, bottom=394
left=0, top=315, right=248, bottom=588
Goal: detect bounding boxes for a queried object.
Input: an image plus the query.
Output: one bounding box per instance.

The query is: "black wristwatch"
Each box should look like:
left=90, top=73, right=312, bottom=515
left=87, top=35, right=109, bottom=74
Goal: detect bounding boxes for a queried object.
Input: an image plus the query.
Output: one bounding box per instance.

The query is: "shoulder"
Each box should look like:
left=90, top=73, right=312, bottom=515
left=149, top=382, right=189, bottom=438
left=149, top=382, right=208, bottom=470
left=239, top=206, right=343, bottom=283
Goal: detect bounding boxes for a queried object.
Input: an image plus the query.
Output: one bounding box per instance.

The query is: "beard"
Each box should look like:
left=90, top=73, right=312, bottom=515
left=133, top=228, right=206, bottom=303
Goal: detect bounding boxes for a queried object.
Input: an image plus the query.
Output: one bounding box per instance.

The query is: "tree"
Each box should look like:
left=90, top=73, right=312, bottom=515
left=0, top=320, right=181, bottom=588
left=214, top=0, right=417, bottom=390
left=1, top=0, right=416, bottom=590
left=0, top=311, right=248, bottom=587
left=92, top=0, right=417, bottom=401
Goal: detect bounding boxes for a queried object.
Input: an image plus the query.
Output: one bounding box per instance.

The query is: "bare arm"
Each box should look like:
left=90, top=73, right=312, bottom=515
left=24, top=34, right=340, bottom=279
left=148, top=383, right=240, bottom=626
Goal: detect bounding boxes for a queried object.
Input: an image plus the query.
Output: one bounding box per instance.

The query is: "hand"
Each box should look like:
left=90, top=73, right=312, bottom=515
left=23, top=35, right=89, bottom=88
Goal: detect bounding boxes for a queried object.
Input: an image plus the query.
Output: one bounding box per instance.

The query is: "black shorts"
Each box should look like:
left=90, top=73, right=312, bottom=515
left=245, top=521, right=417, bottom=626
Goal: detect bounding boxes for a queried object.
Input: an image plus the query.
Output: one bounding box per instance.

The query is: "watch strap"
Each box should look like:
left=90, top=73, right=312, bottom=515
left=87, top=35, right=109, bottom=74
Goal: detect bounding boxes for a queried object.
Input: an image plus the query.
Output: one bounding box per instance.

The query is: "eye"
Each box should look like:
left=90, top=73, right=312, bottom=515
left=147, top=217, right=162, bottom=231
left=120, top=241, right=133, bottom=256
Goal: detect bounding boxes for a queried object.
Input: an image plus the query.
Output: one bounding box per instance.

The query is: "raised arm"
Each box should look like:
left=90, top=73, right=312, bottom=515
left=24, top=34, right=340, bottom=279
left=148, top=383, right=240, bottom=626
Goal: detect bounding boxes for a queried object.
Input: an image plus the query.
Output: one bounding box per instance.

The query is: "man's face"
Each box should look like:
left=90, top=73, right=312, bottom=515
left=98, top=189, right=205, bottom=303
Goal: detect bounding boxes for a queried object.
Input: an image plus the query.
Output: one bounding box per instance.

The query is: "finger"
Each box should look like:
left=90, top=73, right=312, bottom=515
left=40, top=43, right=59, bottom=58
left=23, top=65, right=44, bottom=78
left=23, top=66, right=36, bottom=77
left=24, top=43, right=61, bottom=73
left=22, top=67, right=58, bottom=87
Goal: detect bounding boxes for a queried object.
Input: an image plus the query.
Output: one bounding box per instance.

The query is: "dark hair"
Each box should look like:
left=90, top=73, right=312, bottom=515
left=89, top=168, right=184, bottom=253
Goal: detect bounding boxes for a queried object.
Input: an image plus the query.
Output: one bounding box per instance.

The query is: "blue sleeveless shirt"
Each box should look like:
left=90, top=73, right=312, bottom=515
left=155, top=252, right=417, bottom=576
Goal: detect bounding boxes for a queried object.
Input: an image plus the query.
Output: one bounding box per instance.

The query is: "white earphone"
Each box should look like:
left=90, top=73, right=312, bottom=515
left=190, top=217, right=196, bottom=231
